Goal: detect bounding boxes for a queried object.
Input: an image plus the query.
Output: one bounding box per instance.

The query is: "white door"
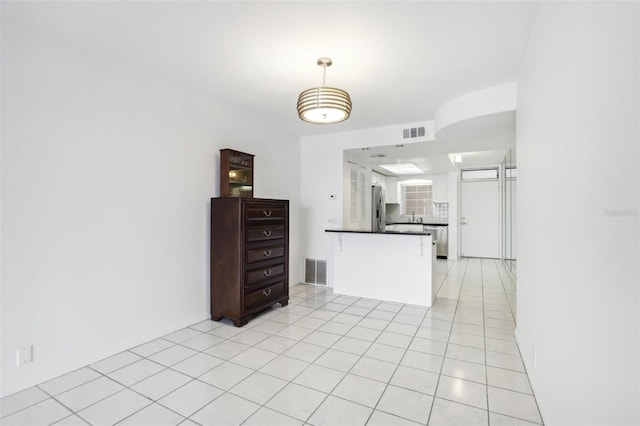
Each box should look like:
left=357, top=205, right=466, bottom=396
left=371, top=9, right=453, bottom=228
left=460, top=180, right=500, bottom=258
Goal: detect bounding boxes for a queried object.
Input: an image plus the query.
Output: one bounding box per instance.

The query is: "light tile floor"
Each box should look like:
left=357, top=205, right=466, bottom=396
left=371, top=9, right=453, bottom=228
left=1, top=258, right=543, bottom=425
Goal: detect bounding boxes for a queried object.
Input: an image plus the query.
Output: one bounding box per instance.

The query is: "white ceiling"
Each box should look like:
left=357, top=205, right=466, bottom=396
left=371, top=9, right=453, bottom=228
left=3, top=0, right=538, bottom=141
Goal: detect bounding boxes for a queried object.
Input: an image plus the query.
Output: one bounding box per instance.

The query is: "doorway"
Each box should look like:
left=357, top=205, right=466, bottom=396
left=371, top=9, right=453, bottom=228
left=460, top=176, right=500, bottom=258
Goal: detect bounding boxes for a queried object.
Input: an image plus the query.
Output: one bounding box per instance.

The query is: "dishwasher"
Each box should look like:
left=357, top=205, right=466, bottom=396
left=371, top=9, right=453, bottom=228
left=424, top=225, right=448, bottom=259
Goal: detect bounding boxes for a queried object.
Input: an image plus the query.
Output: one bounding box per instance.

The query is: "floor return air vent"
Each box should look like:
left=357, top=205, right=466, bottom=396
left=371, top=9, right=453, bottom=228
left=304, top=258, right=327, bottom=285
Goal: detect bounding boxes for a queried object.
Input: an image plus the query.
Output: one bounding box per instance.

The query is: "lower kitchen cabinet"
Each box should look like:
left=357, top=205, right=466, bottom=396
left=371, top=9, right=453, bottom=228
left=210, top=197, right=289, bottom=326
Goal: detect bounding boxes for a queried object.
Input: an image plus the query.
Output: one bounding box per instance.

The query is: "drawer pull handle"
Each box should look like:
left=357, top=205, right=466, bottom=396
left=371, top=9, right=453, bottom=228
left=263, top=289, right=272, bottom=296
left=263, top=230, right=272, bottom=237
left=263, top=269, right=272, bottom=276
left=263, top=250, right=272, bottom=257
left=263, top=210, right=272, bottom=217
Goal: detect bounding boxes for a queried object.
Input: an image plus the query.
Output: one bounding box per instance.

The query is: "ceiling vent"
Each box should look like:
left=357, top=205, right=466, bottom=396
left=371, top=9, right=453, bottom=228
left=402, top=126, right=426, bottom=139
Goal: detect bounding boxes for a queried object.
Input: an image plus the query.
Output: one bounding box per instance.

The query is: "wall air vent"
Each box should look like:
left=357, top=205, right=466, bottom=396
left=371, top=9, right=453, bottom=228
left=304, top=258, right=327, bottom=285
left=402, top=126, right=426, bottom=139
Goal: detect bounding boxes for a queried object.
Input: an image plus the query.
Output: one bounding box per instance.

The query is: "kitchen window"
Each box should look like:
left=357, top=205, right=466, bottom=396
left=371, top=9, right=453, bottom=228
left=400, top=182, right=433, bottom=216
left=461, top=168, right=499, bottom=181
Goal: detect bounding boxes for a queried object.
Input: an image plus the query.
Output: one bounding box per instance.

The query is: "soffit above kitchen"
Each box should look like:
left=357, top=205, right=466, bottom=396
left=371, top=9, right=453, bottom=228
left=2, top=1, right=538, bottom=138
left=346, top=110, right=516, bottom=174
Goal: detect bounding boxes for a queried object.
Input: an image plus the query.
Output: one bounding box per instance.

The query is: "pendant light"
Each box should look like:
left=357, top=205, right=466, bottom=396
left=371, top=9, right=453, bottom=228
left=297, top=57, right=352, bottom=124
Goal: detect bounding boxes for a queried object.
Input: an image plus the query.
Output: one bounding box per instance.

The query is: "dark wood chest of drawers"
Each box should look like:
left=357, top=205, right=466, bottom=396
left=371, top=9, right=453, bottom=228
left=210, top=197, right=289, bottom=326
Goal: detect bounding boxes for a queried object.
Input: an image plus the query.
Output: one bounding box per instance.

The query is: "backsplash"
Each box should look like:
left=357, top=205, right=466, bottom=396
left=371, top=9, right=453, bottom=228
left=385, top=203, right=449, bottom=224
left=433, top=202, right=449, bottom=219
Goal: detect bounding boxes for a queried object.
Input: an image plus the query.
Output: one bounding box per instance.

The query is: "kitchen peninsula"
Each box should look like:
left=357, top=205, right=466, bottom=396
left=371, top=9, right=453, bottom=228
left=325, top=229, right=436, bottom=306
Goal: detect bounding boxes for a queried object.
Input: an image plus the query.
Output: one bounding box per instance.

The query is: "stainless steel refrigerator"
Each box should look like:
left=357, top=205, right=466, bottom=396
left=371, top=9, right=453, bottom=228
left=371, top=184, right=386, bottom=232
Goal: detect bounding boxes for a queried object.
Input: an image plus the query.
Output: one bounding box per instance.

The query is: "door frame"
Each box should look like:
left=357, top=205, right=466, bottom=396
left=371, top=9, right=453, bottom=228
left=457, top=168, right=503, bottom=259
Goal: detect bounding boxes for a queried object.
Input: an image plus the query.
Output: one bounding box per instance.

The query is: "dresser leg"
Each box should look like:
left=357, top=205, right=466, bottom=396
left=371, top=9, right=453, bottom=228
left=211, top=314, right=223, bottom=321
left=231, top=318, right=249, bottom=327
left=279, top=299, right=289, bottom=307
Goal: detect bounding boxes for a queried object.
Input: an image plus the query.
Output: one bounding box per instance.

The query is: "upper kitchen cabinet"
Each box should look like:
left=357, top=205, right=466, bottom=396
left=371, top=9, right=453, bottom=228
left=220, top=149, right=254, bottom=198
left=386, top=177, right=399, bottom=204
left=432, top=174, right=448, bottom=203
left=372, top=171, right=385, bottom=186
left=372, top=171, right=387, bottom=195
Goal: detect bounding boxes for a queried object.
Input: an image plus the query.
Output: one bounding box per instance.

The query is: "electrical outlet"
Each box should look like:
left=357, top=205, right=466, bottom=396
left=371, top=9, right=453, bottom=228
left=16, top=345, right=34, bottom=366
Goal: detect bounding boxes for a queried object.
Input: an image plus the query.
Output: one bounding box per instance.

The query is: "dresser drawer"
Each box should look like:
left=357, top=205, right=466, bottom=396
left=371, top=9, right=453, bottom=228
left=244, top=280, right=286, bottom=309
left=245, top=205, right=286, bottom=222
left=245, top=263, right=286, bottom=286
left=245, top=225, right=285, bottom=243
left=245, top=244, right=285, bottom=264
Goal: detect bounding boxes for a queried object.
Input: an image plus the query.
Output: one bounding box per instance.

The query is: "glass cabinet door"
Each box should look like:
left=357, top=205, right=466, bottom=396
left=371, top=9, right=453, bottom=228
left=220, top=149, right=254, bottom=197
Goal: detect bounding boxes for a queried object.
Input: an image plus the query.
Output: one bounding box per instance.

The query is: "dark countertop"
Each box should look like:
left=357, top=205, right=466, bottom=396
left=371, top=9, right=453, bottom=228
left=325, top=229, right=431, bottom=236
left=386, top=222, right=448, bottom=226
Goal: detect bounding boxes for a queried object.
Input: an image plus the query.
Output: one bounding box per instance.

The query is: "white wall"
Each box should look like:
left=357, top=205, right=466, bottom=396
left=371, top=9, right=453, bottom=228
left=447, top=171, right=458, bottom=260
left=516, top=2, right=639, bottom=424
left=299, top=122, right=435, bottom=268
left=1, top=19, right=301, bottom=396
left=434, top=82, right=517, bottom=135
left=300, top=83, right=519, bottom=272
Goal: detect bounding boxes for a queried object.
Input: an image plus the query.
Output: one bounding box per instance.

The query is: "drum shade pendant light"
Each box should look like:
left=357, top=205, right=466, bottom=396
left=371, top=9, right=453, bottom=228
left=297, top=57, right=352, bottom=124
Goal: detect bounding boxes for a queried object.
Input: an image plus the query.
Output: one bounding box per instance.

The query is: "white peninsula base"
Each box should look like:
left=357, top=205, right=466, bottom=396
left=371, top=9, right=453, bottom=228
left=327, top=231, right=436, bottom=307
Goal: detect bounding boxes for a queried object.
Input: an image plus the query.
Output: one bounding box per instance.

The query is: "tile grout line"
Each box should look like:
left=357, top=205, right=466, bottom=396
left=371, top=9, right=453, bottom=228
left=360, top=298, right=432, bottom=424
left=219, top=289, right=389, bottom=425
left=485, top=258, right=544, bottom=425
left=257, top=291, right=424, bottom=424
left=92, top=342, right=227, bottom=426
left=253, top=301, right=371, bottom=424
left=494, top=258, right=517, bottom=324
left=294, top=294, right=436, bottom=424
left=44, top=363, right=157, bottom=426
left=2, top=260, right=544, bottom=426
left=237, top=291, right=358, bottom=425
left=299, top=297, right=409, bottom=425
left=176, top=290, right=349, bottom=426
left=492, top=260, right=546, bottom=425
left=267, top=283, right=433, bottom=424
left=482, top=258, right=491, bottom=426
left=426, top=257, right=469, bottom=425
